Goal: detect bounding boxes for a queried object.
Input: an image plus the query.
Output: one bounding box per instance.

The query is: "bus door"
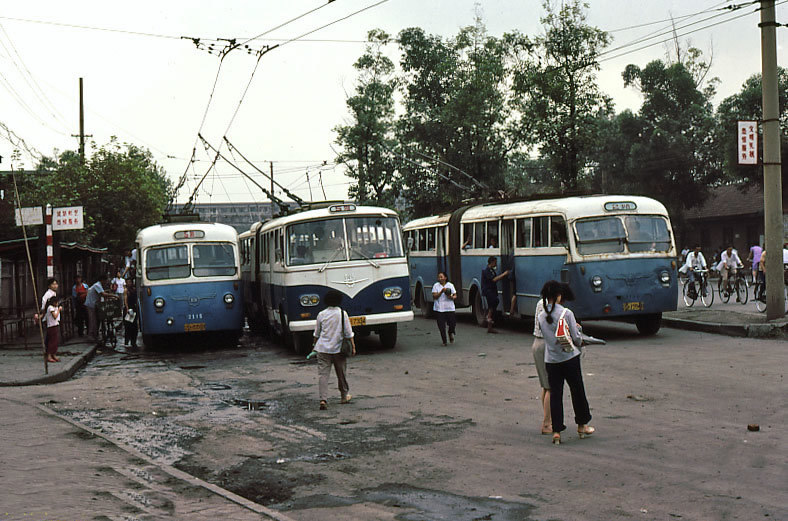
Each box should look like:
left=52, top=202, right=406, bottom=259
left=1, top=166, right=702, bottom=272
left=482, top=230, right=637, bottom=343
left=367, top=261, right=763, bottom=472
left=501, top=219, right=516, bottom=314
left=436, top=226, right=448, bottom=275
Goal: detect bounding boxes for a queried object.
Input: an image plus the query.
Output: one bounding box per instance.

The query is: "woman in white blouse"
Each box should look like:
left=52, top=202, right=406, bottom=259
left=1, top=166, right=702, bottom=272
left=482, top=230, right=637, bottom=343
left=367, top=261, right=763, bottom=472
left=431, top=271, right=457, bottom=346
left=312, top=289, right=355, bottom=410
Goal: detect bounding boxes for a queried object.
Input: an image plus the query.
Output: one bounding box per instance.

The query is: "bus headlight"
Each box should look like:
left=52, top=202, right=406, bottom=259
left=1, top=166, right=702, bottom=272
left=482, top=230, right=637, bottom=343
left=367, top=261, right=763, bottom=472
left=154, top=297, right=165, bottom=310
left=591, top=276, right=603, bottom=293
left=223, top=293, right=235, bottom=305
left=383, top=286, right=402, bottom=300
left=659, top=270, right=671, bottom=285
left=299, top=294, right=320, bottom=307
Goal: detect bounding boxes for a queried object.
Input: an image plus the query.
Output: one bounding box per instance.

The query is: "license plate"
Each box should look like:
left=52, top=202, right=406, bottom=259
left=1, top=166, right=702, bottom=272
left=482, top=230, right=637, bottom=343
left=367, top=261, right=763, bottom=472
left=623, top=302, right=643, bottom=311
left=349, top=316, right=366, bottom=326
left=184, top=322, right=206, bottom=332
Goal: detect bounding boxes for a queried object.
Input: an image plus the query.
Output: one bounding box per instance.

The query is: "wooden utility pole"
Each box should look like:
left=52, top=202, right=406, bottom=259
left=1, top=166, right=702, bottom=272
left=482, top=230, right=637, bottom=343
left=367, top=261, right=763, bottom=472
left=759, top=0, right=785, bottom=319
left=270, top=161, right=274, bottom=214
left=71, top=78, right=91, bottom=164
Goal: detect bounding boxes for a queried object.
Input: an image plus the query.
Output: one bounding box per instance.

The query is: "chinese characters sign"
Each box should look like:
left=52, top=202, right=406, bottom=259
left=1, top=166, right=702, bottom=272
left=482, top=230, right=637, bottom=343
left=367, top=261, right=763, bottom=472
left=52, top=206, right=84, bottom=230
left=14, top=206, right=43, bottom=226
left=737, top=121, right=758, bottom=165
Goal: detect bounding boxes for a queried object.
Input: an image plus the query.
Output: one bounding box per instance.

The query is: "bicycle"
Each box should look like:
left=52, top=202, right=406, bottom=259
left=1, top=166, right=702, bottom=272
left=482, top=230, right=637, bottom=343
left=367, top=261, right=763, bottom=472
left=96, top=298, right=122, bottom=349
left=754, top=267, right=788, bottom=313
left=718, top=266, right=748, bottom=305
left=683, top=269, right=713, bottom=307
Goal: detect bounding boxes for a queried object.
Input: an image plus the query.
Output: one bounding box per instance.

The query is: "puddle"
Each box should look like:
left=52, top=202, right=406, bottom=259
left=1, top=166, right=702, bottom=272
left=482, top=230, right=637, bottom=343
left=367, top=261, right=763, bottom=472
left=179, top=365, right=208, bottom=370
left=283, top=483, right=536, bottom=520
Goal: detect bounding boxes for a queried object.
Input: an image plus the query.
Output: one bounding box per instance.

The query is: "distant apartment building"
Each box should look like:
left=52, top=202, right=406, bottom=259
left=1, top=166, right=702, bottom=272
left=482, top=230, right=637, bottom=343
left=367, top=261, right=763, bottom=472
left=172, top=202, right=296, bottom=233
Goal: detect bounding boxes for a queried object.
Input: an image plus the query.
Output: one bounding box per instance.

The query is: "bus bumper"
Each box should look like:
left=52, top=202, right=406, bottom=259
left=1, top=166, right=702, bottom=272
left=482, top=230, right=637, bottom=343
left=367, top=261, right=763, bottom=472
left=289, top=310, right=414, bottom=332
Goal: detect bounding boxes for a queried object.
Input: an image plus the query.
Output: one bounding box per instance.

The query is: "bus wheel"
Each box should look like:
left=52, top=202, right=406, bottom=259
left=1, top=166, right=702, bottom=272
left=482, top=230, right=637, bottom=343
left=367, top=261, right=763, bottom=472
left=471, top=290, right=486, bottom=327
left=293, top=331, right=312, bottom=355
left=635, top=314, right=662, bottom=336
left=417, top=285, right=434, bottom=319
left=379, top=324, right=397, bottom=349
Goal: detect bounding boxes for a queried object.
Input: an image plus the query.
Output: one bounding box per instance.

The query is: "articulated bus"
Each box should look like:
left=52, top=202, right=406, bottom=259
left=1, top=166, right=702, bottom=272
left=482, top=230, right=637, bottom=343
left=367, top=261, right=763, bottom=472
left=240, top=203, right=413, bottom=353
left=403, top=195, right=678, bottom=335
left=136, top=222, right=244, bottom=346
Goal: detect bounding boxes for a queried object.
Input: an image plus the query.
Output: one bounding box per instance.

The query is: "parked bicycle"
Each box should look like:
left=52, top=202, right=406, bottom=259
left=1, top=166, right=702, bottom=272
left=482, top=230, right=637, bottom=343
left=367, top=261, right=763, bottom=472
left=754, top=266, right=788, bottom=313
left=718, top=268, right=748, bottom=305
left=683, top=269, right=714, bottom=307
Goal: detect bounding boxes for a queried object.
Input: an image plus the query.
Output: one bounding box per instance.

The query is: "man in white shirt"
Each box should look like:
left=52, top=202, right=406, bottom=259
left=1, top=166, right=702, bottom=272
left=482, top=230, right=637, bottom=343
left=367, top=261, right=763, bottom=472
left=716, top=245, right=744, bottom=295
left=85, top=274, right=118, bottom=343
left=680, top=245, right=707, bottom=297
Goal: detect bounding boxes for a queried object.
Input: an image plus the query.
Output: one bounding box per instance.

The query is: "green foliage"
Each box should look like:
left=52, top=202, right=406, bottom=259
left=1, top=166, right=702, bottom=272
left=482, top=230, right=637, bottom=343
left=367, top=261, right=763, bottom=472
left=0, top=138, right=171, bottom=252
left=334, top=29, right=399, bottom=207
left=714, top=68, right=788, bottom=187
left=513, top=0, right=611, bottom=190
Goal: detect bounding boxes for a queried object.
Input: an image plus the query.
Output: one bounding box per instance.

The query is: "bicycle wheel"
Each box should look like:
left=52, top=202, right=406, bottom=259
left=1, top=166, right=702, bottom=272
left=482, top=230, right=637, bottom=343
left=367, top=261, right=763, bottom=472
left=718, top=278, right=731, bottom=303
left=736, top=278, right=748, bottom=304
left=682, top=281, right=696, bottom=307
left=701, top=280, right=714, bottom=307
left=754, top=287, right=767, bottom=312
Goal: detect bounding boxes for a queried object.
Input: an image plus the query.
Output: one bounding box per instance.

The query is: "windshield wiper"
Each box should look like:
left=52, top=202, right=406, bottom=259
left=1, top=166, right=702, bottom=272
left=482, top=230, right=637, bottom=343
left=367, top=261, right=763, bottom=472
left=318, top=245, right=345, bottom=273
left=349, top=246, right=380, bottom=269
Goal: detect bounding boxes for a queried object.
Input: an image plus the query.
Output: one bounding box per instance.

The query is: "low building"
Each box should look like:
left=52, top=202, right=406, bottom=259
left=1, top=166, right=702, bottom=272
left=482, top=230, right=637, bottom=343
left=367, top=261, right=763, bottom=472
left=171, top=202, right=297, bottom=233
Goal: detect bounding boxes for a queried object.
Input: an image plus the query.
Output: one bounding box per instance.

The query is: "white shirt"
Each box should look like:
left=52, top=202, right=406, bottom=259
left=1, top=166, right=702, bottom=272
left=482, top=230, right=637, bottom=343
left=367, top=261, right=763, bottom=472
left=85, top=281, right=104, bottom=309
left=113, top=277, right=126, bottom=294
left=45, top=305, right=60, bottom=327
left=313, top=307, right=354, bottom=354
left=40, top=289, right=56, bottom=314
left=680, top=251, right=707, bottom=273
left=533, top=299, right=545, bottom=338
left=431, top=282, right=457, bottom=312
left=717, top=250, right=742, bottom=271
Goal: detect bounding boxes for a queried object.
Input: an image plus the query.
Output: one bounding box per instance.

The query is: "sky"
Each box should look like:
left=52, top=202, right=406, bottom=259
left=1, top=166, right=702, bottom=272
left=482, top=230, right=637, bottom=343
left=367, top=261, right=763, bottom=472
left=0, top=0, right=785, bottom=205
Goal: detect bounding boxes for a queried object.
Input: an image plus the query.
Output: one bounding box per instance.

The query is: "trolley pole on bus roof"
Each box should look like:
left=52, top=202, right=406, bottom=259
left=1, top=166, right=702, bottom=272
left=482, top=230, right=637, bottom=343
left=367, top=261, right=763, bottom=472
left=759, top=0, right=785, bottom=320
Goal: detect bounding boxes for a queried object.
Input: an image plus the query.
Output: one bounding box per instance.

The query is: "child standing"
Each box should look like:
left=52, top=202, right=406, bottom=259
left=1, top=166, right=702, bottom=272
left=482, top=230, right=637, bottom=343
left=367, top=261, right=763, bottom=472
left=45, top=296, right=63, bottom=363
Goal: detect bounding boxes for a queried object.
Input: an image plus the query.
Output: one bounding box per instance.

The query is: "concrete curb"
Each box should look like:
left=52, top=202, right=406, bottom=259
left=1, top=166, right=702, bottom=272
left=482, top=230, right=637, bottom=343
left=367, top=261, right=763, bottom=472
left=0, top=344, right=98, bottom=387
left=662, top=316, right=788, bottom=338
left=36, top=403, right=297, bottom=521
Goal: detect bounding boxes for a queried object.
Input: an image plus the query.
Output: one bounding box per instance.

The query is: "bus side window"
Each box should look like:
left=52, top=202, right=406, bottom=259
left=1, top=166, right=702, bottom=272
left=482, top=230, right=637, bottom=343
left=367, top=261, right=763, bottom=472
left=550, top=216, right=568, bottom=247
left=487, top=220, right=499, bottom=248
left=418, top=229, right=427, bottom=251
left=516, top=218, right=532, bottom=248
left=474, top=222, right=485, bottom=250
left=426, top=227, right=435, bottom=251
left=462, top=223, right=473, bottom=249
left=533, top=217, right=549, bottom=247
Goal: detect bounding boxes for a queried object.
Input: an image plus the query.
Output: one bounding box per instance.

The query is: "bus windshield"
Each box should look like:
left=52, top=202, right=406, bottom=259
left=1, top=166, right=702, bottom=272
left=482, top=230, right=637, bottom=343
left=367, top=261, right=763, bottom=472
left=574, top=218, right=626, bottom=254
left=625, top=216, right=671, bottom=252
left=346, top=216, right=403, bottom=260
left=574, top=215, right=671, bottom=255
left=193, top=243, right=237, bottom=277
left=146, top=245, right=190, bottom=280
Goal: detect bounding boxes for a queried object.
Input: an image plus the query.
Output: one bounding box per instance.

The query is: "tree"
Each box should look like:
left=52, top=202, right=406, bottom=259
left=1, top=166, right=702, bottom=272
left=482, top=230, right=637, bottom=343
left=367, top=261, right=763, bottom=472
left=0, top=138, right=171, bottom=252
left=334, top=29, right=399, bottom=207
left=512, top=0, right=611, bottom=190
left=714, top=68, right=788, bottom=194
left=397, top=14, right=525, bottom=214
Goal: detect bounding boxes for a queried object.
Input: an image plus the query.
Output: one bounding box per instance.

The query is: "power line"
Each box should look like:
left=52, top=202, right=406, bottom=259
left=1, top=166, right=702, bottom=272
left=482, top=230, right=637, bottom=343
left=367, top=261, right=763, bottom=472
left=239, top=1, right=337, bottom=47
left=605, top=1, right=735, bottom=33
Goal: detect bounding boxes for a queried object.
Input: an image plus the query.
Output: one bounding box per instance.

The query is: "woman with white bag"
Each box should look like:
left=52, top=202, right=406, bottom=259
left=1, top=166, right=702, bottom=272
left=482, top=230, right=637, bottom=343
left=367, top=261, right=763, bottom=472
left=537, top=280, right=594, bottom=445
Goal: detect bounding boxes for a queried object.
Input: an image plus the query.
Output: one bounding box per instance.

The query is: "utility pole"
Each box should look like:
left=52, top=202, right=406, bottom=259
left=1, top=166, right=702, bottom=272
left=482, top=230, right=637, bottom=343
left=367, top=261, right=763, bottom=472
left=759, top=0, right=785, bottom=319
left=270, top=161, right=274, bottom=215
left=71, top=78, right=91, bottom=164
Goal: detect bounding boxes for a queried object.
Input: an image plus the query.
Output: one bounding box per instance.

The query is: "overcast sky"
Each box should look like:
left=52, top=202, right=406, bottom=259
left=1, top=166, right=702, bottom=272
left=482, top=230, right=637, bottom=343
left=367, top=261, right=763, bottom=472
left=0, top=0, right=785, bottom=204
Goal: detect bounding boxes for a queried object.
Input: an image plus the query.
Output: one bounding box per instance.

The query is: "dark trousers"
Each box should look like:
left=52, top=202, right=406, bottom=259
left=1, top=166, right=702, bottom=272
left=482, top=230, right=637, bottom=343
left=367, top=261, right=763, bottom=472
left=45, top=325, right=59, bottom=355
left=435, top=311, right=456, bottom=343
left=73, top=301, right=87, bottom=336
left=546, top=355, right=592, bottom=433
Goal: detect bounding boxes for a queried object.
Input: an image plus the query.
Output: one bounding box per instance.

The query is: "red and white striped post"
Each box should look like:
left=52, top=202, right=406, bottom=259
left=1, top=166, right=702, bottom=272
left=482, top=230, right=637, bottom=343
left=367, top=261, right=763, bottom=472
left=45, top=204, right=53, bottom=277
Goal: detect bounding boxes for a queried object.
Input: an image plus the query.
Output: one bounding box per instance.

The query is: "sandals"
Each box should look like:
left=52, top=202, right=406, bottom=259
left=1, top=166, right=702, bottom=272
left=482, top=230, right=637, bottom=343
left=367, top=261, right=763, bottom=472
left=552, top=433, right=561, bottom=445
left=577, top=425, right=595, bottom=438
left=340, top=394, right=352, bottom=404
left=319, top=400, right=328, bottom=410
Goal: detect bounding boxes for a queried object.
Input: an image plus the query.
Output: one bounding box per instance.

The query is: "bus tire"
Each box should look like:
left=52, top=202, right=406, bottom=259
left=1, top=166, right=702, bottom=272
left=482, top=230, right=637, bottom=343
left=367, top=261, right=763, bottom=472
left=293, top=331, right=312, bottom=355
left=416, top=284, right=434, bottom=319
left=378, top=324, right=397, bottom=349
left=635, top=314, right=661, bottom=336
left=471, top=289, right=486, bottom=327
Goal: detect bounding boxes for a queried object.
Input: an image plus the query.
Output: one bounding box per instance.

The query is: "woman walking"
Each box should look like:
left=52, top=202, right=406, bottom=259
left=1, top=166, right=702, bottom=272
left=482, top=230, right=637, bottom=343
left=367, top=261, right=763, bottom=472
left=531, top=297, right=551, bottom=434
left=537, top=280, right=594, bottom=445
left=123, top=279, right=139, bottom=349
left=431, top=271, right=457, bottom=346
left=312, top=289, right=356, bottom=410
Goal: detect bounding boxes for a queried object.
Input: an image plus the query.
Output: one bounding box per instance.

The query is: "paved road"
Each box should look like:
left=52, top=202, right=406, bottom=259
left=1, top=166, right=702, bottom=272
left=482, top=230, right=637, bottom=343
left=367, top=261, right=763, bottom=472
left=4, top=316, right=786, bottom=521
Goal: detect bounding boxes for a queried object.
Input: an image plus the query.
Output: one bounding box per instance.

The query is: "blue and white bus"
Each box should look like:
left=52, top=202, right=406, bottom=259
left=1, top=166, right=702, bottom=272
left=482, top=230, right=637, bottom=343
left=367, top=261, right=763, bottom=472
left=136, top=222, right=244, bottom=346
left=403, top=195, right=678, bottom=335
left=240, top=203, right=413, bottom=353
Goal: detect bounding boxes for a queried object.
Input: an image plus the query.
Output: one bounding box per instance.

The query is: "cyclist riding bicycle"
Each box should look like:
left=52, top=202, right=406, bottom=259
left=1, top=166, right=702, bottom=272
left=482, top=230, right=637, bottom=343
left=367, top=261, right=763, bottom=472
left=716, top=245, right=744, bottom=299
left=679, top=244, right=707, bottom=297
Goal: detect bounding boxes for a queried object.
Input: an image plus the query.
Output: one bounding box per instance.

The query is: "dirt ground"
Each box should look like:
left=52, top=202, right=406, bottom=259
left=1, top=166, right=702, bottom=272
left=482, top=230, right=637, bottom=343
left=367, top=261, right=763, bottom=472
left=8, top=313, right=786, bottom=521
